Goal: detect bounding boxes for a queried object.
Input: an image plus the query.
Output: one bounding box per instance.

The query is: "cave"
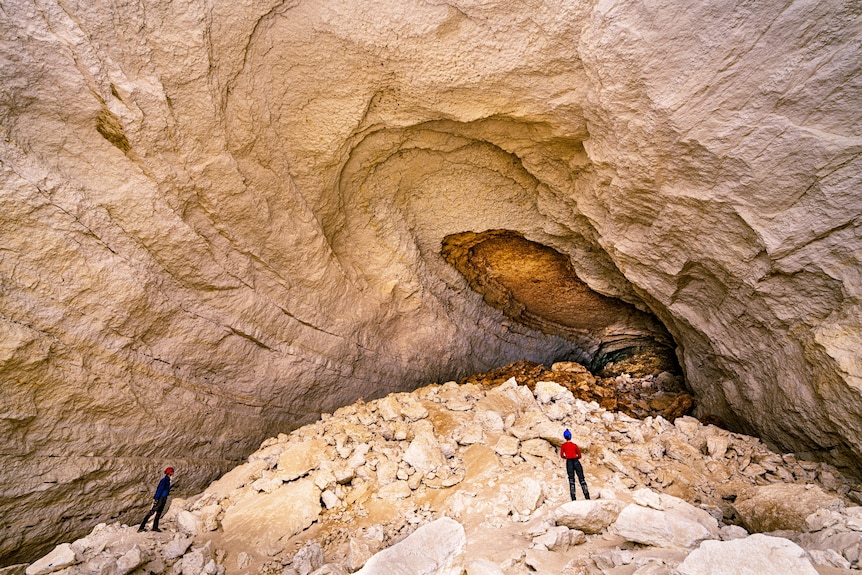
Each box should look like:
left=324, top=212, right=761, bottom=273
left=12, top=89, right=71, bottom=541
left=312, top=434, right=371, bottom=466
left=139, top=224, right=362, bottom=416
left=441, top=229, right=679, bottom=376
left=0, top=0, right=860, bottom=565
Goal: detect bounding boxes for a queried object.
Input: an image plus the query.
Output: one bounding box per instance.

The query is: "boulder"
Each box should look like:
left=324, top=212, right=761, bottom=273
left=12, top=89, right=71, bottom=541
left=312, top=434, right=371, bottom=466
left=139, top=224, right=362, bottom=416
left=277, top=440, right=329, bottom=481
left=676, top=534, right=818, bottom=575
left=533, top=381, right=573, bottom=405
left=176, top=511, right=204, bottom=536
left=292, top=541, right=324, bottom=575
left=532, top=526, right=584, bottom=551
left=612, top=504, right=716, bottom=549
left=220, top=479, right=322, bottom=550
left=115, top=546, right=145, bottom=575
left=162, top=537, right=193, bottom=561
left=493, top=436, right=520, bottom=457
left=375, top=396, right=403, bottom=421
left=631, top=489, right=720, bottom=536
left=354, top=518, right=466, bottom=575
left=25, top=544, right=78, bottom=575
left=403, top=431, right=447, bottom=475
left=506, top=477, right=544, bottom=516
left=180, top=545, right=212, bottom=575
left=553, top=500, right=626, bottom=534
left=732, top=484, right=844, bottom=533
left=347, top=536, right=376, bottom=572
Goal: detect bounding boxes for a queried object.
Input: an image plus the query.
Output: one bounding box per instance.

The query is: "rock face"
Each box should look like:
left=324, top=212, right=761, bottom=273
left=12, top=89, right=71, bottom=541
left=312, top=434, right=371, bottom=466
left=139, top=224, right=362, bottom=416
left=0, top=0, right=860, bottom=565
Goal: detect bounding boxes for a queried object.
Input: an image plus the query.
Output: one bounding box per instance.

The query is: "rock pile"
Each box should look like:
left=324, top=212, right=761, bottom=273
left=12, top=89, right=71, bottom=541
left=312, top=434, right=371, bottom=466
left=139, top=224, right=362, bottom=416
left=12, top=365, right=862, bottom=575
left=460, top=361, right=695, bottom=422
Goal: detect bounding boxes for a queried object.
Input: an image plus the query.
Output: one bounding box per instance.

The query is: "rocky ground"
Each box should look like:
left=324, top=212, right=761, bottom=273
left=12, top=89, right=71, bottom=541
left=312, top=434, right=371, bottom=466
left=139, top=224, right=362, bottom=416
left=8, top=362, right=862, bottom=575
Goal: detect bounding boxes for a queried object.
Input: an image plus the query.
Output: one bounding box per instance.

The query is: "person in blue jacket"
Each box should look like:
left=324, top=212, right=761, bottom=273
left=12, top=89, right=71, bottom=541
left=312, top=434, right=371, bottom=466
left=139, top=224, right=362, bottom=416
left=138, top=467, right=173, bottom=532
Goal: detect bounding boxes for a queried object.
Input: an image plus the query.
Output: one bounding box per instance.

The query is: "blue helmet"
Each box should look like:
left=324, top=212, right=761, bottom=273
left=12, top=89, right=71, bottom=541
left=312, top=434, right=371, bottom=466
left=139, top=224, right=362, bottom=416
left=563, top=429, right=572, bottom=440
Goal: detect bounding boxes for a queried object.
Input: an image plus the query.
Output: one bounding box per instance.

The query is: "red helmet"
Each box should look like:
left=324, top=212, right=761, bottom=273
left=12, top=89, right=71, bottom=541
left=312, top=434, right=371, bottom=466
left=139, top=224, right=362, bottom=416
left=165, top=467, right=174, bottom=474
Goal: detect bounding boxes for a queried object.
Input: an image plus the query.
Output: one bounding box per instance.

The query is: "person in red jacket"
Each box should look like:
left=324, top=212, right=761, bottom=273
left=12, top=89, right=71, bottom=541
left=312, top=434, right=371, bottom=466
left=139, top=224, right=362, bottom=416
left=560, top=429, right=590, bottom=501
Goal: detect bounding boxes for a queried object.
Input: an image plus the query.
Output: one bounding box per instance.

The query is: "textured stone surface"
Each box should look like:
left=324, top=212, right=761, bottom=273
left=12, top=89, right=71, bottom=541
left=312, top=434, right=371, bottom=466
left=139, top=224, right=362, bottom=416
left=18, top=380, right=861, bottom=575
left=612, top=504, right=716, bottom=549
left=553, top=500, right=626, bottom=534
left=733, top=483, right=844, bottom=533
left=220, top=478, right=322, bottom=552
left=676, top=534, right=819, bottom=575
left=354, top=518, right=466, bottom=575
left=0, top=0, right=860, bottom=565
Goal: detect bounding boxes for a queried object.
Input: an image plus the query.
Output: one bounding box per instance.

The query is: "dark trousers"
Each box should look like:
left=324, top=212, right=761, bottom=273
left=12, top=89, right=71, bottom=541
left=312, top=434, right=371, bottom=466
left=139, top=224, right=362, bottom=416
left=140, top=497, right=167, bottom=530
left=566, top=459, right=590, bottom=500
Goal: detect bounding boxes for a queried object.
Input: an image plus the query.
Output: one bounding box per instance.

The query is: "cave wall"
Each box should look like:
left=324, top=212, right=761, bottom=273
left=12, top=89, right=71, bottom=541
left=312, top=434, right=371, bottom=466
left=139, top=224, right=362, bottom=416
left=0, top=0, right=860, bottom=564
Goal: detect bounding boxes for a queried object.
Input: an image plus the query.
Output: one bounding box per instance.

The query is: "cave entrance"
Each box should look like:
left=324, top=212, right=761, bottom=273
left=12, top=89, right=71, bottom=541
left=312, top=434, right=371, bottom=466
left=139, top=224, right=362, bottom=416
left=441, top=229, right=681, bottom=378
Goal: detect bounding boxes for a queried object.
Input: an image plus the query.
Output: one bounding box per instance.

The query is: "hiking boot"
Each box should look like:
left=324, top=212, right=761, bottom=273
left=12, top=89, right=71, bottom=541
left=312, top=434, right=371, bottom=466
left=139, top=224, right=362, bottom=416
left=137, top=526, right=146, bottom=532
left=152, top=527, right=162, bottom=533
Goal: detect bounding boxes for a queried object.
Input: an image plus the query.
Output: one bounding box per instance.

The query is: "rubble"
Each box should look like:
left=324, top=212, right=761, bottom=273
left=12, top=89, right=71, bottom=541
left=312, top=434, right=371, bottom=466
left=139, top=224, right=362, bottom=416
left=17, top=364, right=860, bottom=574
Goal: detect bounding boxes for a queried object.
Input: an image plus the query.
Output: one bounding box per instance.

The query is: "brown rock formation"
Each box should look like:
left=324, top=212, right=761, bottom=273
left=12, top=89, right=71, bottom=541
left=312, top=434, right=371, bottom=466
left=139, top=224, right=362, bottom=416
left=0, top=0, right=860, bottom=564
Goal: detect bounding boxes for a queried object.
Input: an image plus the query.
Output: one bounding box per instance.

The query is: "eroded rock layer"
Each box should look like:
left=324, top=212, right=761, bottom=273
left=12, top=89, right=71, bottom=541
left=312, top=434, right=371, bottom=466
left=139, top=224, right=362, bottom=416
left=0, top=0, right=860, bottom=565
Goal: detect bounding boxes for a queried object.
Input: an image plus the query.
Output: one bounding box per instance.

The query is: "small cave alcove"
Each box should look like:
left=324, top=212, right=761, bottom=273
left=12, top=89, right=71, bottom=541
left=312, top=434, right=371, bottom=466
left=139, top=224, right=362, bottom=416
left=441, top=229, right=682, bottom=379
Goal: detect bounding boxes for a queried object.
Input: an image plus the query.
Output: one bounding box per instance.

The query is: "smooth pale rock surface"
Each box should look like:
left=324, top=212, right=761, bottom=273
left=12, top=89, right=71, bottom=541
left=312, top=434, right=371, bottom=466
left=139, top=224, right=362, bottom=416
left=220, top=479, right=321, bottom=551
left=175, top=512, right=203, bottom=537
left=553, top=500, right=626, bottom=534
left=631, top=489, right=720, bottom=536
left=676, top=534, right=819, bottom=575
left=0, top=0, right=860, bottom=564
left=354, top=518, right=466, bottom=575
left=115, top=547, right=144, bottom=575
left=24, top=544, right=77, bottom=575
left=464, top=560, right=505, bottom=575
left=277, top=439, right=329, bottom=481
left=612, top=504, right=716, bottom=549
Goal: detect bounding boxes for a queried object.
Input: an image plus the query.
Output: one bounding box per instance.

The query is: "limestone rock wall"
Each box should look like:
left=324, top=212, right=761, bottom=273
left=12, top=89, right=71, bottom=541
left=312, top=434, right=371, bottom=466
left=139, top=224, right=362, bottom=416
left=0, top=0, right=859, bottom=564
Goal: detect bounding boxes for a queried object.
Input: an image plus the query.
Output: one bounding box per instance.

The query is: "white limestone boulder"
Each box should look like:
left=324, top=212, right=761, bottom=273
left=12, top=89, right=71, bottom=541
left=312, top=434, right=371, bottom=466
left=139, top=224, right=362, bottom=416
left=162, top=536, right=193, bottom=561
left=354, top=518, right=466, bottom=575
left=220, top=479, right=322, bottom=551
left=553, top=500, right=626, bottom=534
left=25, top=544, right=78, bottom=575
left=631, top=489, right=720, bottom=537
left=612, top=504, right=716, bottom=549
left=403, top=429, right=447, bottom=475
left=277, top=439, right=329, bottom=481
left=676, top=534, right=818, bottom=575
left=292, top=541, right=324, bottom=575
left=532, top=526, right=585, bottom=551
left=175, top=511, right=204, bottom=536
left=115, top=546, right=145, bottom=575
